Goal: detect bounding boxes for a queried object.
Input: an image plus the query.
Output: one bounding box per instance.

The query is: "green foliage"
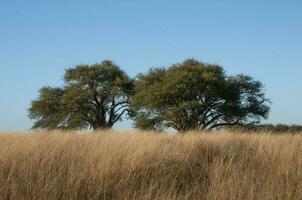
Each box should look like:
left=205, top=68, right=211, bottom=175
left=29, top=87, right=65, bottom=129
left=131, top=59, right=270, bottom=131
left=228, top=124, right=302, bottom=133
left=29, top=61, right=133, bottom=130
left=29, top=58, right=271, bottom=132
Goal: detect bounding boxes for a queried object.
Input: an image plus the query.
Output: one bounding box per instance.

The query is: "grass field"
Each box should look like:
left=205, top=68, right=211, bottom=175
left=0, top=130, right=301, bottom=200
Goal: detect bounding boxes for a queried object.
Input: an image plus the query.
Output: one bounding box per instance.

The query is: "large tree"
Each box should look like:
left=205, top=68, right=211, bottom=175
left=131, top=59, right=270, bottom=131
left=29, top=60, right=133, bottom=130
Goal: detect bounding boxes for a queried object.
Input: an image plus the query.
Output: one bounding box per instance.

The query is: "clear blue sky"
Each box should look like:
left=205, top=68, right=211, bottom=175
left=1, top=0, right=302, bottom=131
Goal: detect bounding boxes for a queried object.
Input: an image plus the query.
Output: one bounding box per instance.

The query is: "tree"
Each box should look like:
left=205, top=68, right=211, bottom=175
left=131, top=59, right=270, bottom=132
left=29, top=60, right=133, bottom=130
left=28, top=87, right=65, bottom=129
left=226, top=123, right=302, bottom=133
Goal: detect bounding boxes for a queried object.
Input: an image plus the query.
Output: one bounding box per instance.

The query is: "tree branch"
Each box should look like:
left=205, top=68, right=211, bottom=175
left=112, top=109, right=128, bottom=124
left=208, top=119, right=241, bottom=129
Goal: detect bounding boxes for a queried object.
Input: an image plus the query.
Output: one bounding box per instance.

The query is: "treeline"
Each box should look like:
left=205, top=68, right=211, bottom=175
left=29, top=59, right=274, bottom=132
left=226, top=124, right=302, bottom=133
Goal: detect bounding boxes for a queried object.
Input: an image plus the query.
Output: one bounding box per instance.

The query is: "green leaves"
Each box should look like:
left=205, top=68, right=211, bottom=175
left=29, top=60, right=133, bottom=130
left=131, top=59, right=270, bottom=131
left=28, top=87, right=65, bottom=129
left=29, top=58, right=270, bottom=132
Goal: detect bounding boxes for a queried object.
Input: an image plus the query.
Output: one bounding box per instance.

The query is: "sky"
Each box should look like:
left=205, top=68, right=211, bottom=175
left=0, top=0, right=302, bottom=131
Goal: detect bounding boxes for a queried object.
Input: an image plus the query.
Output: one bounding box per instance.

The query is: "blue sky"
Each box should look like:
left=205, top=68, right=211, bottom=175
left=0, top=0, right=302, bottom=131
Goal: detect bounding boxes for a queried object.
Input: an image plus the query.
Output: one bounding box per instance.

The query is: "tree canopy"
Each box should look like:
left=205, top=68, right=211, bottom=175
left=29, top=60, right=133, bottom=130
left=130, top=59, right=270, bottom=131
left=29, top=58, right=271, bottom=132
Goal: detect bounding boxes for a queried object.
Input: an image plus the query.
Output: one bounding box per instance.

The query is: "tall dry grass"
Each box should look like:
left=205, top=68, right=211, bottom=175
left=0, top=130, right=301, bottom=200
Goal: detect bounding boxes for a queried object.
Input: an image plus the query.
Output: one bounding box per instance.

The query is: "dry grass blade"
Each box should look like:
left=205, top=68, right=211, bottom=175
left=0, top=130, right=301, bottom=200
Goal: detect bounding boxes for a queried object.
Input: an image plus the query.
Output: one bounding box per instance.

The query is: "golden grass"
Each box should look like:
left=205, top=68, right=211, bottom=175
left=0, top=130, right=301, bottom=200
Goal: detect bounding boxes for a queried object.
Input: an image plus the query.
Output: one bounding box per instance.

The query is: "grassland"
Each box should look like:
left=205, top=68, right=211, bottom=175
left=0, top=130, right=301, bottom=200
